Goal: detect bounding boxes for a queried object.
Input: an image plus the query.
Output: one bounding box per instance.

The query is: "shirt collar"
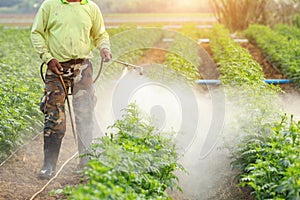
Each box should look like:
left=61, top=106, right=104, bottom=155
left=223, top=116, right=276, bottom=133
left=61, top=0, right=88, bottom=5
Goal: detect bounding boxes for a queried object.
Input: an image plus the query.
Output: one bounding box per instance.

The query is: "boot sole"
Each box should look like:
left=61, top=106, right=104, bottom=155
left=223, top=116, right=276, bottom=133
left=38, top=172, right=55, bottom=180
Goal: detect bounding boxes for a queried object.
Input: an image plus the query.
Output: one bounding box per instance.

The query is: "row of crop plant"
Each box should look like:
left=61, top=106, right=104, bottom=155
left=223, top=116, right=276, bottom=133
left=209, top=24, right=300, bottom=200
left=0, top=27, right=43, bottom=163
left=245, top=24, right=300, bottom=87
left=102, top=23, right=211, bottom=84
left=209, top=24, right=281, bottom=162
left=104, top=25, right=202, bottom=84
left=209, top=24, right=280, bottom=127
left=163, top=25, right=201, bottom=82
left=273, top=24, right=300, bottom=40
left=59, top=104, right=184, bottom=199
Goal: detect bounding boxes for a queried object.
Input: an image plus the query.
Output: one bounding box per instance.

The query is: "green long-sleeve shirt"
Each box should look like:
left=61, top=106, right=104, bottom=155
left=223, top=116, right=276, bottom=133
left=31, top=0, right=110, bottom=64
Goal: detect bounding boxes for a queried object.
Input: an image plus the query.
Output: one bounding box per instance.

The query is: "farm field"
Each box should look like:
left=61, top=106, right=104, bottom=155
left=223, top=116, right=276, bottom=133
left=1, top=12, right=300, bottom=200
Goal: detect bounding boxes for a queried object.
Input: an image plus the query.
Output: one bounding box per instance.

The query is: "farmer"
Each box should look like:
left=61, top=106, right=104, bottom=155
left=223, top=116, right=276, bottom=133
left=31, top=0, right=112, bottom=179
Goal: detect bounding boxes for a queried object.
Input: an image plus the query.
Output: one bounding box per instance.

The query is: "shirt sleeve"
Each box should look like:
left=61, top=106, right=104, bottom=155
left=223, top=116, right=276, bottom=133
left=30, top=4, right=54, bottom=64
left=90, top=4, right=111, bottom=51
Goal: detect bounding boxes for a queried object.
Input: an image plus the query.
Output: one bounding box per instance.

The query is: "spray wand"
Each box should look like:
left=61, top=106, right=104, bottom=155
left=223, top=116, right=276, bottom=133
left=112, top=59, right=144, bottom=76
left=93, top=58, right=143, bottom=83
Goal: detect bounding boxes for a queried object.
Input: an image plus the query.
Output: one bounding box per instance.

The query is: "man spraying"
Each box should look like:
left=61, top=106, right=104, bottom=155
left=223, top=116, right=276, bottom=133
left=31, top=0, right=112, bottom=180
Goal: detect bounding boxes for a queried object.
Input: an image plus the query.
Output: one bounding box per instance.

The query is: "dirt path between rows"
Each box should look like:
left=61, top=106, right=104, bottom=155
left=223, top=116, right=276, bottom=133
left=0, top=122, right=78, bottom=200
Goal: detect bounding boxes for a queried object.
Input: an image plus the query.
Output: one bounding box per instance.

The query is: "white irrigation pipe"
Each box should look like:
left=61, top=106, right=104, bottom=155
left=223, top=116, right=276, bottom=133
left=30, top=151, right=79, bottom=200
left=198, top=38, right=249, bottom=44
left=106, top=25, right=214, bottom=29
left=162, top=38, right=249, bottom=44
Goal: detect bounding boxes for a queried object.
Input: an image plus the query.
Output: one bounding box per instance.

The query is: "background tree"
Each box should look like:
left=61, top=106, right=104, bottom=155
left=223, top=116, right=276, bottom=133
left=209, top=0, right=269, bottom=32
left=210, top=0, right=300, bottom=32
left=271, top=0, right=300, bottom=26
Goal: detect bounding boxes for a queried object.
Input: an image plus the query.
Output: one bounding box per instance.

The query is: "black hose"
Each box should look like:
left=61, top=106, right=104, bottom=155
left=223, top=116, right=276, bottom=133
left=40, top=58, right=104, bottom=84
left=40, top=62, right=46, bottom=83
left=93, top=58, right=104, bottom=84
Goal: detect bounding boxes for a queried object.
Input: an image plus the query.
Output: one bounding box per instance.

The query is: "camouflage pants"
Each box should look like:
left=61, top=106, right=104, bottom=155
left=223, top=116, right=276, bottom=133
left=40, top=59, right=99, bottom=155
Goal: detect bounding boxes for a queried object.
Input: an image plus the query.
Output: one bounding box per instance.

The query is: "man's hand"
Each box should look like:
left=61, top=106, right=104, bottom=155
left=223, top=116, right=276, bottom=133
left=47, top=59, right=63, bottom=75
left=100, top=48, right=112, bottom=62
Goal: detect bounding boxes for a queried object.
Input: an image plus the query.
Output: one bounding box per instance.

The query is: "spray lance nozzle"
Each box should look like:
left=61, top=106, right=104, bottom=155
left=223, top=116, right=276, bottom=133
left=112, top=59, right=144, bottom=76
left=92, top=59, right=144, bottom=84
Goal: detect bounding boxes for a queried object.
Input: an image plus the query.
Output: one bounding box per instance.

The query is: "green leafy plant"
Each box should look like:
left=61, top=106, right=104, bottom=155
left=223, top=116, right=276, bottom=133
left=62, top=104, right=184, bottom=199
left=164, top=26, right=201, bottom=82
left=0, top=27, right=43, bottom=162
left=274, top=24, right=300, bottom=40
left=209, top=24, right=280, bottom=120
left=238, top=115, right=300, bottom=200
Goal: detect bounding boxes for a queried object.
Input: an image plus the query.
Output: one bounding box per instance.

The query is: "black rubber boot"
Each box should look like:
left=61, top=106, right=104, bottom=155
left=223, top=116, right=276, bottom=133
left=39, top=135, right=62, bottom=180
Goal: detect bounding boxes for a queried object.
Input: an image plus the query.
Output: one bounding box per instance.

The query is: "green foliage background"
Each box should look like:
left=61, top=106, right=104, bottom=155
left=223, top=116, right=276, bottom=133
left=0, top=27, right=43, bottom=162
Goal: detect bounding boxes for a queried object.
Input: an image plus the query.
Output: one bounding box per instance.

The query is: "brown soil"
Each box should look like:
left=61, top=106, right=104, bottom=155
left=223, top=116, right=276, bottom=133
left=241, top=42, right=299, bottom=93
left=0, top=40, right=298, bottom=200
left=137, top=40, right=169, bottom=65
left=0, top=121, right=79, bottom=200
left=198, top=43, right=219, bottom=79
